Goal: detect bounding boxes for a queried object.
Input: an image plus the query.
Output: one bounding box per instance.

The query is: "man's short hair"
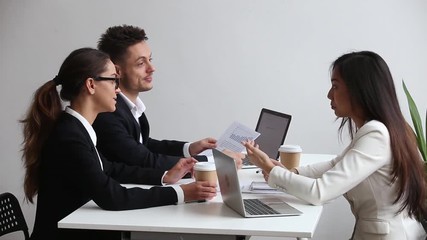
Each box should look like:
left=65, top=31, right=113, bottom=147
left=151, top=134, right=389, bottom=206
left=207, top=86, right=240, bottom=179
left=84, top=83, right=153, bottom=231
left=98, top=25, right=148, bottom=63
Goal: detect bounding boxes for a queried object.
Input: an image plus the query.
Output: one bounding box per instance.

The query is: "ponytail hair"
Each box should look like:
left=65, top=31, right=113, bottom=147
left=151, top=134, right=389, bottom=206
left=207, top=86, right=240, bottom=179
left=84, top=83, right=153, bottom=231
left=21, top=48, right=110, bottom=202
left=21, top=80, right=61, bottom=202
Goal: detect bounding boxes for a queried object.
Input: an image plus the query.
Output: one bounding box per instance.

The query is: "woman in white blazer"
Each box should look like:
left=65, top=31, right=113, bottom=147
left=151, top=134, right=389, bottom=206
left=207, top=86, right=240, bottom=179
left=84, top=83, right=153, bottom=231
left=244, top=51, right=426, bottom=240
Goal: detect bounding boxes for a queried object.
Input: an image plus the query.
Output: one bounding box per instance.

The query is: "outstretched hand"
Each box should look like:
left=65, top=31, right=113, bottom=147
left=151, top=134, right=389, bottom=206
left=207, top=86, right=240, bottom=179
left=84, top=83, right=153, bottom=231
left=163, top=158, right=198, bottom=184
left=189, top=138, right=217, bottom=156
left=242, top=140, right=276, bottom=174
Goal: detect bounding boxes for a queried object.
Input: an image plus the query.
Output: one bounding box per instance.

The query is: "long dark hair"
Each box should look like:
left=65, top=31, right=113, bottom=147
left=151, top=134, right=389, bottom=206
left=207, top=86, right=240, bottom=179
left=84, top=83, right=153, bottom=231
left=20, top=48, right=110, bottom=203
left=332, top=51, right=426, bottom=221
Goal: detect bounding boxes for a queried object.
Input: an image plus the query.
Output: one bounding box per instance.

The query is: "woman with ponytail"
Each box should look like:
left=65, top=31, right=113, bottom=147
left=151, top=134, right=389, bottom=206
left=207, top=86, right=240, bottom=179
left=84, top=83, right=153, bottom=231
left=21, top=48, right=216, bottom=240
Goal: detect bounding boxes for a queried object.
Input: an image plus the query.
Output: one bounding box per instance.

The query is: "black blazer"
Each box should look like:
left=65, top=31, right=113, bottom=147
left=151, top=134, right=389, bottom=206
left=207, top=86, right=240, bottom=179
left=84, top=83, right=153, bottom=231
left=93, top=94, right=207, bottom=171
left=30, top=113, right=177, bottom=240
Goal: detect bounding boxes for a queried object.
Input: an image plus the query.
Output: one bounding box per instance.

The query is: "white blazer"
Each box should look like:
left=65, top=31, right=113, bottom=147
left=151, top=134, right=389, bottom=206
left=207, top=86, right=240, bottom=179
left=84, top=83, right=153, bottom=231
left=268, top=120, right=426, bottom=239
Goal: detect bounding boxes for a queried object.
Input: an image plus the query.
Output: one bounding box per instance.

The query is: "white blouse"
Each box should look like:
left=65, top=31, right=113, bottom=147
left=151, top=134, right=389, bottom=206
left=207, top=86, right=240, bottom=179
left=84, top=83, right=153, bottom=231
left=267, top=120, right=425, bottom=239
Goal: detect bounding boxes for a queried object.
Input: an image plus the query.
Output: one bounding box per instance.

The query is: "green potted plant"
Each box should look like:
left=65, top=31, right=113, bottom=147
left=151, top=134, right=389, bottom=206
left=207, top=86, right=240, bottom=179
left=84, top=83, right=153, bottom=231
left=402, top=80, right=427, bottom=230
left=403, top=81, right=427, bottom=162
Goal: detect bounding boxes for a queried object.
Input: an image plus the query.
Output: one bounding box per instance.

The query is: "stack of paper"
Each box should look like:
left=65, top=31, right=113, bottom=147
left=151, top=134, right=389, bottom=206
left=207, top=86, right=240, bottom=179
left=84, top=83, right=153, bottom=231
left=250, top=181, right=278, bottom=191
left=241, top=181, right=282, bottom=194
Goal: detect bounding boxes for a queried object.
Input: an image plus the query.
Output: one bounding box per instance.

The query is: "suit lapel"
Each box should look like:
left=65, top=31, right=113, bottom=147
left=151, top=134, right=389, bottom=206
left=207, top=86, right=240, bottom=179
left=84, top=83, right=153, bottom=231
left=139, top=113, right=150, bottom=145
left=116, top=95, right=142, bottom=142
left=63, top=113, right=104, bottom=170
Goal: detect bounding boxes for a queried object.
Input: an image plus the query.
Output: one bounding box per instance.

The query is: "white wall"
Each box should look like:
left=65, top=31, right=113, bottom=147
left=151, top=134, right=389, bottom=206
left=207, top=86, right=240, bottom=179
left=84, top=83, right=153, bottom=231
left=1, top=0, right=426, bottom=239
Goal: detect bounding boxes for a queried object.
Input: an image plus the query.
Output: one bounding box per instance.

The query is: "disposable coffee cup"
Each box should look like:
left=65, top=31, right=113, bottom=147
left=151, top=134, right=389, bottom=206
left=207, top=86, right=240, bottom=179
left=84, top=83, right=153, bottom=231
left=279, top=145, right=302, bottom=170
left=194, top=162, right=217, bottom=185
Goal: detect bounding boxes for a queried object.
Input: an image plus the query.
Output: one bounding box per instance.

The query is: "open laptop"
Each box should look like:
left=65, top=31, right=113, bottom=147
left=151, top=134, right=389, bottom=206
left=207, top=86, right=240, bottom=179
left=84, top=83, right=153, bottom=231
left=243, top=108, right=292, bottom=168
left=213, top=149, right=302, bottom=218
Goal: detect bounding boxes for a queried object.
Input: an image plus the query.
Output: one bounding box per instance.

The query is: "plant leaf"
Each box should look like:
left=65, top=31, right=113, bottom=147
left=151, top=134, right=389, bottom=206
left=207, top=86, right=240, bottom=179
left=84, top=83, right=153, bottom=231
left=402, top=81, right=427, bottom=161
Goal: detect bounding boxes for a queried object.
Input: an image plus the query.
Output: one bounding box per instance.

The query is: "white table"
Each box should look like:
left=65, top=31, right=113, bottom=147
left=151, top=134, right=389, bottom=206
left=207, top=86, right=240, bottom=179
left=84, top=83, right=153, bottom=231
left=58, top=154, right=335, bottom=240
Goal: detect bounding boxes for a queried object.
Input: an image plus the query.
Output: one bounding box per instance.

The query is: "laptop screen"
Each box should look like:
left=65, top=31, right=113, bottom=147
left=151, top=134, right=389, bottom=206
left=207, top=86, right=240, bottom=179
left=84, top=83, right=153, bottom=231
left=254, top=108, right=292, bottom=159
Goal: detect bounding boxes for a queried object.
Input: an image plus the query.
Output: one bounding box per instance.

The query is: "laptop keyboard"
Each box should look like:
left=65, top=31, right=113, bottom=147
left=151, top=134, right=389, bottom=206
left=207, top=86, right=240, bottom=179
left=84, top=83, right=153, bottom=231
left=243, top=199, right=280, bottom=215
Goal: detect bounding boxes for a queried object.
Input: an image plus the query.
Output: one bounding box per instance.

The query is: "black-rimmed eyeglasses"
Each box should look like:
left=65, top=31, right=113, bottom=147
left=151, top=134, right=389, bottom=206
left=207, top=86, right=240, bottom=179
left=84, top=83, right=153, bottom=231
left=93, top=76, right=120, bottom=89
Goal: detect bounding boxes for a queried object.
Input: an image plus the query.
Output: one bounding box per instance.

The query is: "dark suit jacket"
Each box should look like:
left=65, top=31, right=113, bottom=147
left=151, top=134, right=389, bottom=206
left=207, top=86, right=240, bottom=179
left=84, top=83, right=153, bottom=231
left=30, top=113, right=178, bottom=240
left=93, top=94, right=207, bottom=171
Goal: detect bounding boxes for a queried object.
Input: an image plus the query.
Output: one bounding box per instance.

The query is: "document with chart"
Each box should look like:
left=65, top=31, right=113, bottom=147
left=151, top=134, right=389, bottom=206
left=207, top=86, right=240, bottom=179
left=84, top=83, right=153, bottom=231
left=216, top=121, right=260, bottom=153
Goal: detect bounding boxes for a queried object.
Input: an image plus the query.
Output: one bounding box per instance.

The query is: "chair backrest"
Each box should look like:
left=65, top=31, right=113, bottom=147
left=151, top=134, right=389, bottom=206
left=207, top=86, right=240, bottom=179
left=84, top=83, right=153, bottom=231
left=0, top=192, right=30, bottom=240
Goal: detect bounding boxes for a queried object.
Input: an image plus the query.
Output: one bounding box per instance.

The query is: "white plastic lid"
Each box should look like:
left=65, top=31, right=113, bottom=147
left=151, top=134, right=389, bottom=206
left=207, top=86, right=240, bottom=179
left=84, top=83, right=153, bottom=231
left=194, top=162, right=216, bottom=171
left=278, top=145, right=302, bottom=153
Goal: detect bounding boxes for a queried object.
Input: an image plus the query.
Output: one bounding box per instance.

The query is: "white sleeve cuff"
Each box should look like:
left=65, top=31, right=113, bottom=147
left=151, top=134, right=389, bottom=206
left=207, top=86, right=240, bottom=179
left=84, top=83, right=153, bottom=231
left=183, top=142, right=191, bottom=158
left=171, top=185, right=184, bottom=204
left=161, top=171, right=168, bottom=186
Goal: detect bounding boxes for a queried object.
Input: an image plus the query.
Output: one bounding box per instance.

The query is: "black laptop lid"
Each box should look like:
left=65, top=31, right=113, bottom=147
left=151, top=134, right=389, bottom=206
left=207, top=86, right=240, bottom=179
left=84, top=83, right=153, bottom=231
left=254, top=108, right=292, bottom=159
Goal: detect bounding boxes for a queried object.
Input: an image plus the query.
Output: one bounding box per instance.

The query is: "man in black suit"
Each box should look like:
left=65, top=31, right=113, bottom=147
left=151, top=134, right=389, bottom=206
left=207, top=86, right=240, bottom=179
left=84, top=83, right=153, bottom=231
left=93, top=25, right=224, bottom=171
